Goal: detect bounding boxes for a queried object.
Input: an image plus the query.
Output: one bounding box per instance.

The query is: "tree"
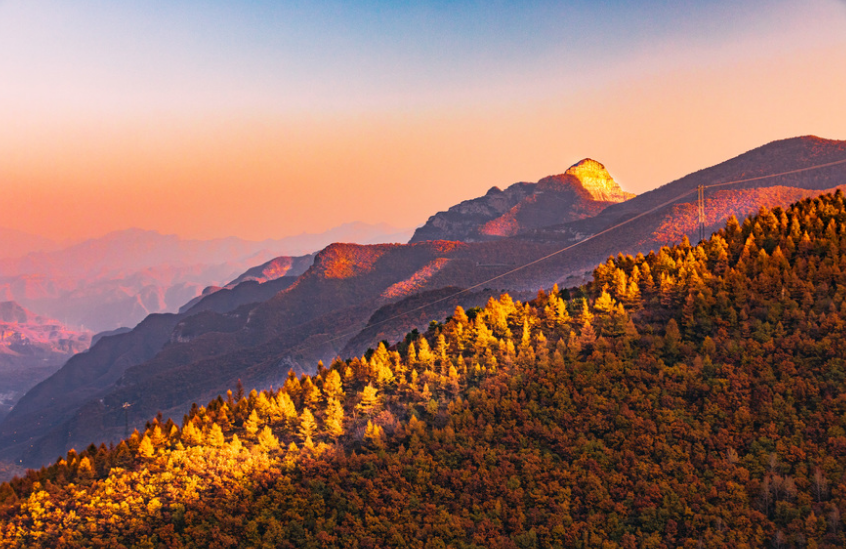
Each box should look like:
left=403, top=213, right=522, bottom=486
left=365, top=420, right=385, bottom=448
left=207, top=423, right=225, bottom=447
left=324, top=398, right=345, bottom=439
left=371, top=343, right=395, bottom=386
left=356, top=384, right=381, bottom=417
left=257, top=426, right=280, bottom=451
left=299, top=408, right=317, bottom=441
left=276, top=391, right=298, bottom=430
left=244, top=409, right=261, bottom=440
left=181, top=419, right=202, bottom=446
left=138, top=435, right=154, bottom=458
left=323, top=370, right=344, bottom=402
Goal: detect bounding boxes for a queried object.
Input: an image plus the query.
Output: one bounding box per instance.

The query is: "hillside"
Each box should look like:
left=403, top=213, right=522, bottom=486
left=0, top=228, right=60, bottom=261
left=4, top=192, right=846, bottom=547
left=0, top=258, right=312, bottom=468
left=0, top=302, right=91, bottom=420
left=410, top=159, right=634, bottom=243
left=2, top=136, right=846, bottom=470
left=0, top=223, right=405, bottom=333
left=0, top=239, right=554, bottom=467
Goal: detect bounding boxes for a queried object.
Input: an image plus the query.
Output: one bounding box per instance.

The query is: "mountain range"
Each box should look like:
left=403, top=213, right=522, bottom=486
left=5, top=186, right=846, bottom=547
left=0, top=301, right=91, bottom=421
left=0, top=222, right=413, bottom=333
left=1, top=135, right=845, bottom=470
left=410, top=159, right=634, bottom=242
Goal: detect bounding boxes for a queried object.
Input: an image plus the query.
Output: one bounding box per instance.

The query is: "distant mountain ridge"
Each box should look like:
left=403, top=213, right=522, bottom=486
left=0, top=301, right=91, bottom=421
left=0, top=228, right=61, bottom=261
left=410, top=158, right=634, bottom=242
left=0, top=222, right=410, bottom=332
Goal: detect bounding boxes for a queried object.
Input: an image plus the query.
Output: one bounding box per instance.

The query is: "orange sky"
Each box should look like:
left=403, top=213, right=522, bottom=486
left=1, top=1, right=845, bottom=242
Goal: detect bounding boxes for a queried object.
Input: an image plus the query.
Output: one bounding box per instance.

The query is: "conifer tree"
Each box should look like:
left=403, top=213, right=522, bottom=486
left=276, top=391, right=298, bottom=430
left=257, top=426, right=280, bottom=451
left=322, top=369, right=344, bottom=402
left=299, top=408, right=317, bottom=441
left=207, top=423, right=225, bottom=447
left=138, top=435, right=154, bottom=458
left=365, top=420, right=385, bottom=448
left=244, top=409, right=261, bottom=440
left=324, top=398, right=345, bottom=439
left=356, top=384, right=381, bottom=417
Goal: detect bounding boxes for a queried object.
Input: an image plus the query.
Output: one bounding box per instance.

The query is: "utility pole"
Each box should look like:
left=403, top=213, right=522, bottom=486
left=697, top=185, right=706, bottom=243
left=123, top=402, right=131, bottom=438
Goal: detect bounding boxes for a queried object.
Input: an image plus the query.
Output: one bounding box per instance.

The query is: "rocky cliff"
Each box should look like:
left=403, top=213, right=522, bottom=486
left=410, top=158, right=634, bottom=242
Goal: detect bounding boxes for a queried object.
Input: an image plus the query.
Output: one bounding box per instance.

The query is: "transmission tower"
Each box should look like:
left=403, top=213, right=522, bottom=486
left=123, top=402, right=132, bottom=438
left=697, top=185, right=706, bottom=243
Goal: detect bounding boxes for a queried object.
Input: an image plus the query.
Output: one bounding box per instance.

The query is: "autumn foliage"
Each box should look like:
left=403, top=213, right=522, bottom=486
left=4, top=192, right=846, bottom=547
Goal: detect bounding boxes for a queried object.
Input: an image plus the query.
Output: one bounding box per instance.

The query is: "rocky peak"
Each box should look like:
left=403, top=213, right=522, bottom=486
left=0, top=301, right=39, bottom=324
left=562, top=159, right=634, bottom=203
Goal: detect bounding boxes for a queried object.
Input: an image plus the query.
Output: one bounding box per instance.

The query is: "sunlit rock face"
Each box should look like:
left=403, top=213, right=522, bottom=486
left=410, top=159, right=634, bottom=243
left=561, top=159, right=635, bottom=202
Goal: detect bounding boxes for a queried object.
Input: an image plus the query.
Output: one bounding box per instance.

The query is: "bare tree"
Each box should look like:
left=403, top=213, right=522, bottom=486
left=813, top=467, right=829, bottom=503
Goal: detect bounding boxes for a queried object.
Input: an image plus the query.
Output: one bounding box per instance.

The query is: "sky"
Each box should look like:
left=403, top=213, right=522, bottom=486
left=1, top=0, right=845, bottom=242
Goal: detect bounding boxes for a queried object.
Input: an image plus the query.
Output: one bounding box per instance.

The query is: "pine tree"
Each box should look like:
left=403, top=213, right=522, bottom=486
left=276, top=391, right=298, bottom=430
left=244, top=409, right=260, bottom=440
left=257, top=426, right=280, bottom=451
left=371, top=343, right=395, bottom=387
left=207, top=423, right=225, bottom=447
left=365, top=420, right=385, bottom=448
left=324, top=398, right=344, bottom=439
left=356, top=384, right=381, bottom=417
left=138, top=435, right=154, bottom=458
left=181, top=419, right=202, bottom=446
left=322, top=369, right=344, bottom=402
left=299, top=408, right=317, bottom=441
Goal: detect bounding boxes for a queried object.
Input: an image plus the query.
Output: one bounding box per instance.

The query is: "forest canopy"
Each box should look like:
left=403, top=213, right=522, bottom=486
left=4, top=192, right=846, bottom=548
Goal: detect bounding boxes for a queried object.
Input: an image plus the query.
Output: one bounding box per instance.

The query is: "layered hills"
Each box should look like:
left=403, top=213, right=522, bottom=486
left=0, top=228, right=61, bottom=261
left=2, top=136, right=846, bottom=470
left=0, top=301, right=91, bottom=420
left=410, top=159, right=634, bottom=242
left=4, top=191, right=846, bottom=547
left=0, top=222, right=411, bottom=333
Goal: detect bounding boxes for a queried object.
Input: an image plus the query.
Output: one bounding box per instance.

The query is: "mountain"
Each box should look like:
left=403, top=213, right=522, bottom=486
left=410, top=158, right=635, bottom=243
left=0, top=228, right=60, bottom=261
left=503, top=136, right=846, bottom=288
left=0, top=240, right=548, bottom=466
left=269, top=221, right=415, bottom=255
left=0, top=253, right=313, bottom=466
left=2, top=136, right=845, bottom=469
left=0, top=301, right=91, bottom=419
left=0, top=223, right=410, bottom=332
left=5, top=191, right=846, bottom=547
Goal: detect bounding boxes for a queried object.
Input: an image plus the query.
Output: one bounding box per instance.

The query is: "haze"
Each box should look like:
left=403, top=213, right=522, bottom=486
left=1, top=0, right=845, bottom=241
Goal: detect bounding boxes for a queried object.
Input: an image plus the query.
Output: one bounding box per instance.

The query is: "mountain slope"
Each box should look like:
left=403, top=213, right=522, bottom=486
left=0, top=240, right=553, bottom=466
left=0, top=256, right=312, bottom=465
left=3, top=136, right=846, bottom=469
left=0, top=228, right=59, bottom=261
left=410, top=158, right=634, bottom=243
left=0, top=223, right=407, bottom=332
left=0, top=302, right=91, bottom=420
left=5, top=191, right=846, bottom=547
left=553, top=135, right=846, bottom=239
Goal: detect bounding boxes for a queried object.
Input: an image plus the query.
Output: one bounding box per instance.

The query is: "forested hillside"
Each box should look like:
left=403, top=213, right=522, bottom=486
left=4, top=192, right=846, bottom=547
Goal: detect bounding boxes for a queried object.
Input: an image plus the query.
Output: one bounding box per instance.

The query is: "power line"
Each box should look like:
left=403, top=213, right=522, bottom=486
left=293, top=156, right=846, bottom=354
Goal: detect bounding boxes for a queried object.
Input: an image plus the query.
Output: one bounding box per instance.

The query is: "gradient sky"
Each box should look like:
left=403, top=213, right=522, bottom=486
left=1, top=0, right=845, bottom=241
